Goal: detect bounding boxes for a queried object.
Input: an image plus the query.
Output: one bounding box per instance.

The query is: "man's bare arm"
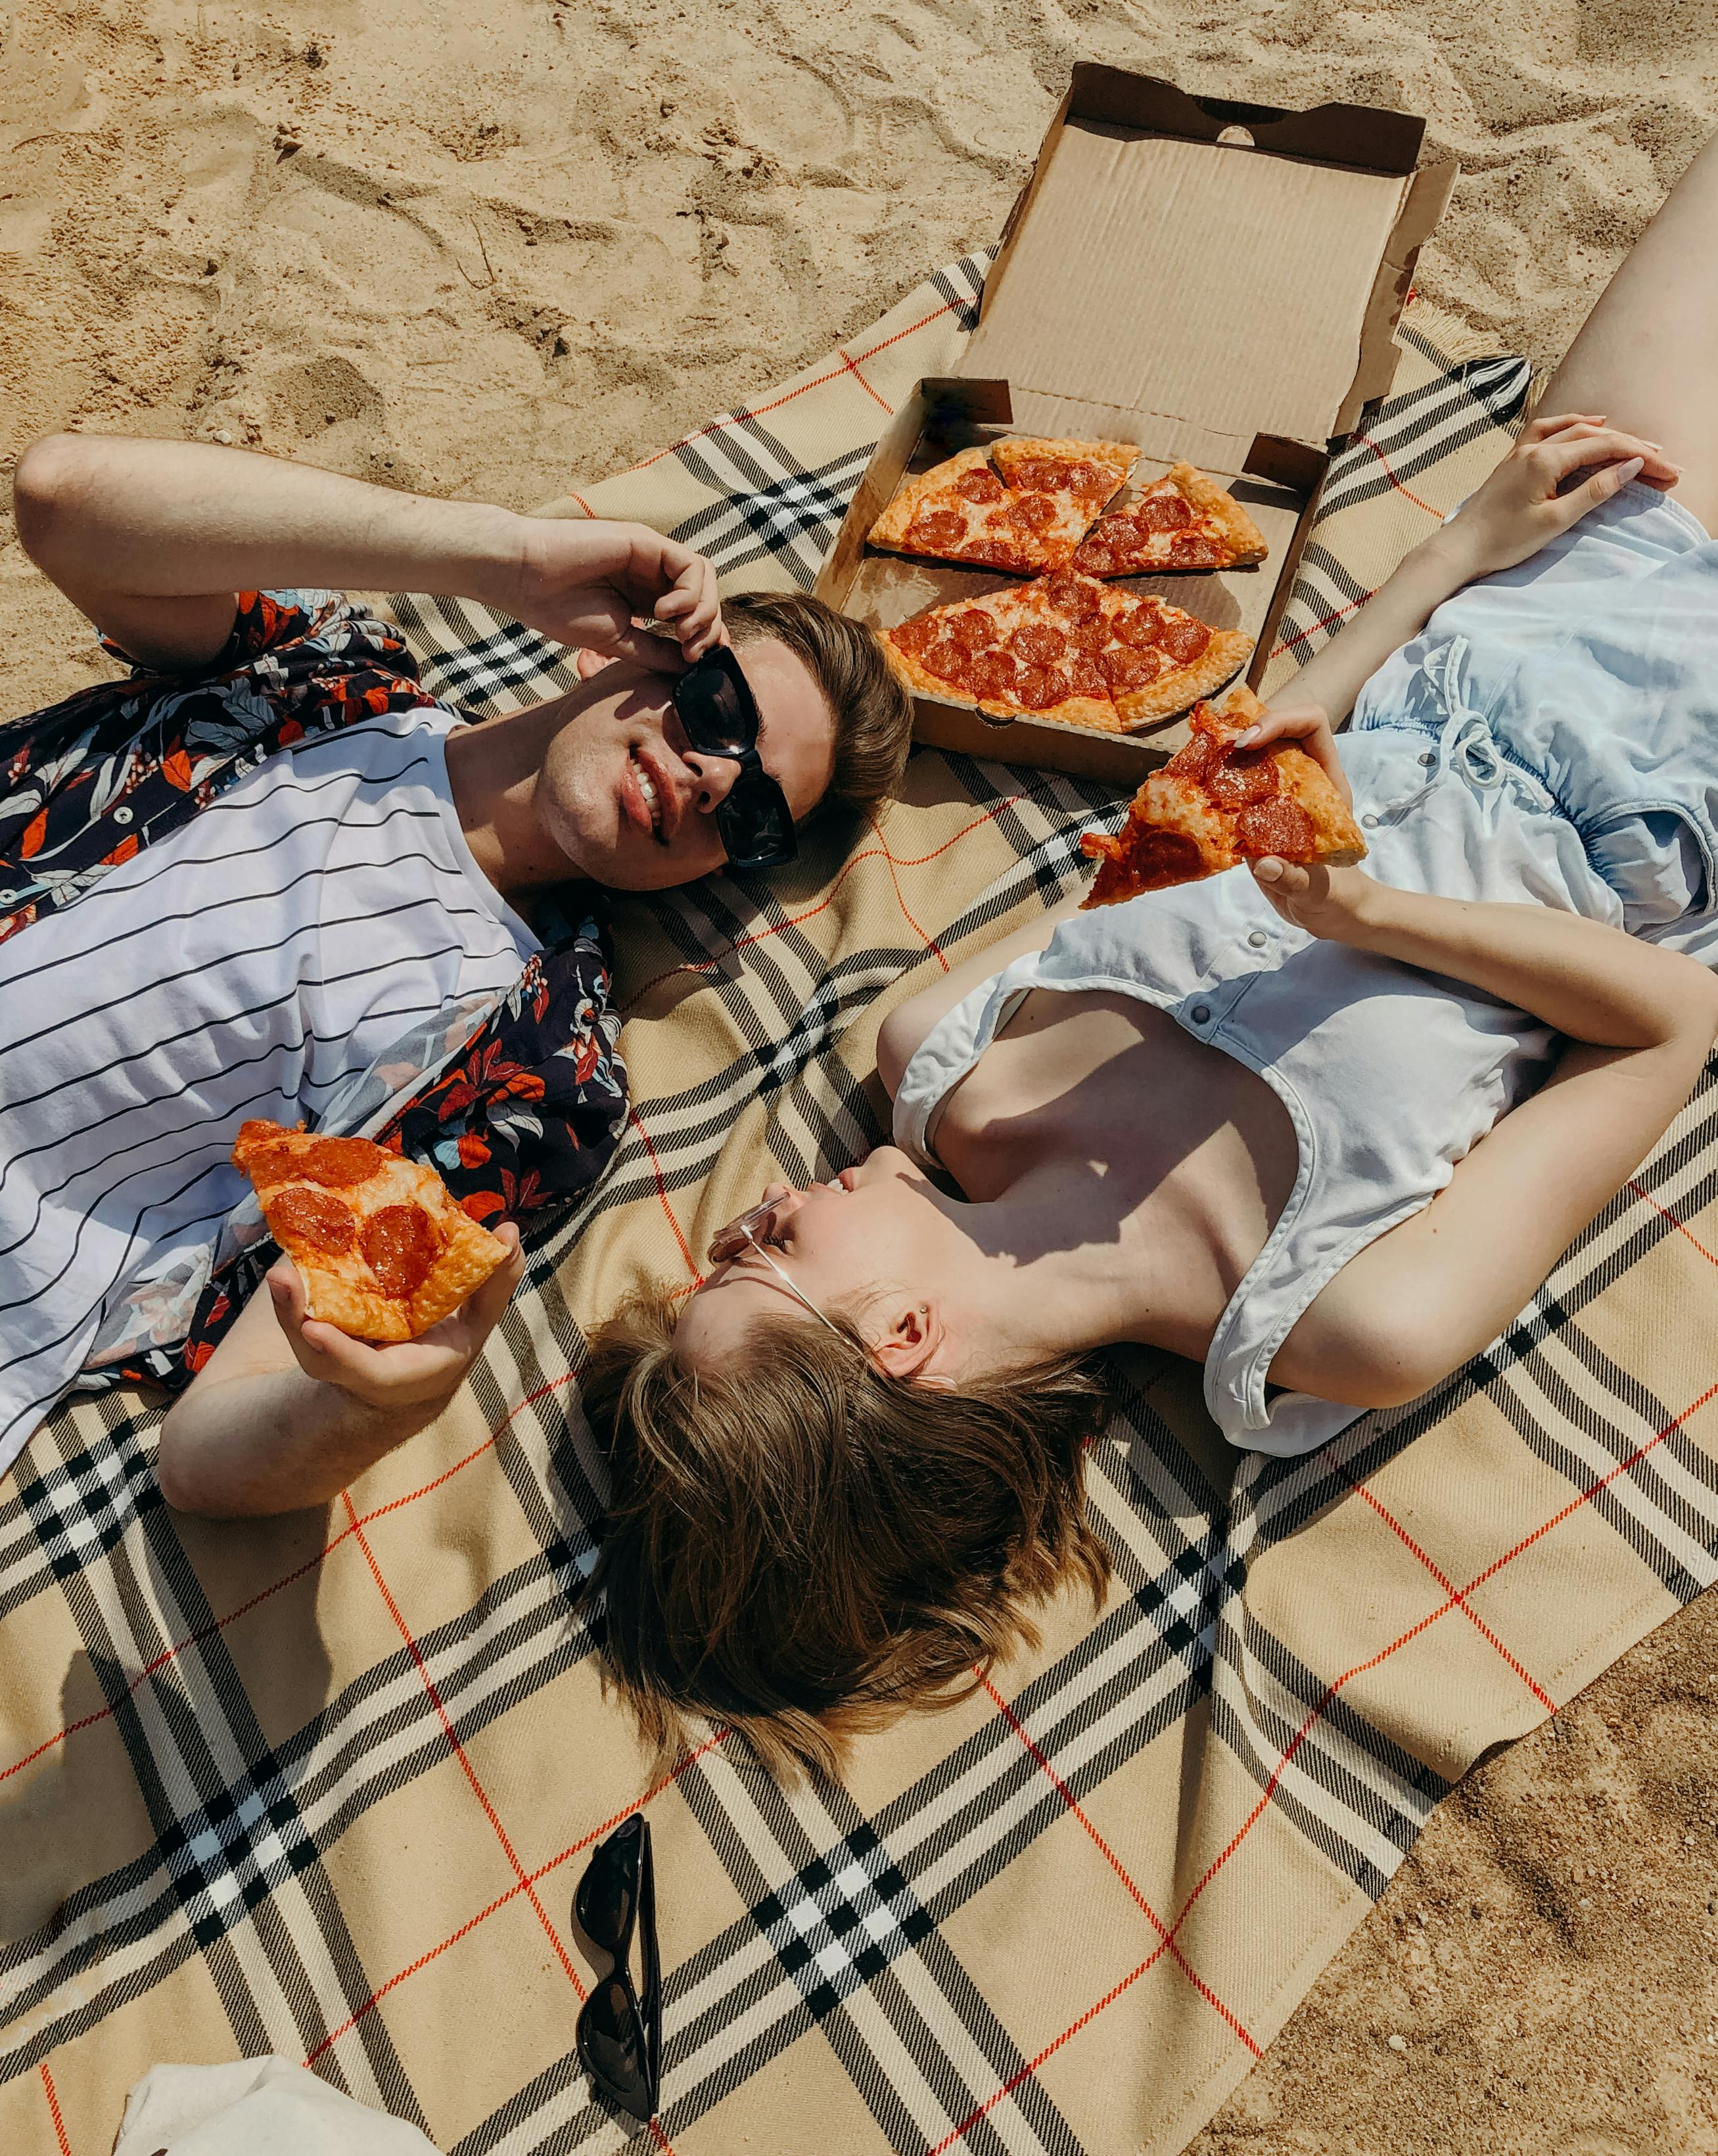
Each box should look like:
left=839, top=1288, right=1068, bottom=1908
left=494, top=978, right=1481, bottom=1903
left=12, top=434, right=723, bottom=672
left=156, top=1226, right=525, bottom=1517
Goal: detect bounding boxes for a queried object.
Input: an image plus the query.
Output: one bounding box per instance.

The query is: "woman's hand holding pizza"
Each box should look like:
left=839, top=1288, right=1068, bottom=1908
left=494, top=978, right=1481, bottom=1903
left=1441, top=412, right=1680, bottom=578
left=508, top=517, right=726, bottom=671
left=266, top=1222, right=526, bottom=1415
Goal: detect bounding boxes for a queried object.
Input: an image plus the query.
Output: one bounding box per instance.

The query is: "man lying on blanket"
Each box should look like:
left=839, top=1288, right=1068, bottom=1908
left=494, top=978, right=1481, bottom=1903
left=3, top=435, right=911, bottom=1498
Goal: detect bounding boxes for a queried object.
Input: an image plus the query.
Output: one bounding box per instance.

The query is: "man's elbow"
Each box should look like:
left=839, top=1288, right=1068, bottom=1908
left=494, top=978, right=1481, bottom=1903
left=12, top=433, right=99, bottom=566
left=155, top=1410, right=241, bottom=1519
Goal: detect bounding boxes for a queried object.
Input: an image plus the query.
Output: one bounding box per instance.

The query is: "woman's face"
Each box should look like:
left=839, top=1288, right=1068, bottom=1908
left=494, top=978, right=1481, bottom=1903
left=674, top=1147, right=957, bottom=1369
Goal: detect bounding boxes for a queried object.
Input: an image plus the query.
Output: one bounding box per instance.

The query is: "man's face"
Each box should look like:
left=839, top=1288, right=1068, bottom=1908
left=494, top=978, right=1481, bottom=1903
left=534, top=638, right=835, bottom=890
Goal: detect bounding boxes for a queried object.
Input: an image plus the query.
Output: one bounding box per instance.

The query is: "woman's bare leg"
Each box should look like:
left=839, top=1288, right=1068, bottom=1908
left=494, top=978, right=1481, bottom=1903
left=1540, top=129, right=1718, bottom=534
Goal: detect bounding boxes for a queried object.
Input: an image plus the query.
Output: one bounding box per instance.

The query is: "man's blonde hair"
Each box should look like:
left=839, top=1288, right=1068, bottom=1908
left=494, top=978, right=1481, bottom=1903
left=576, top=1289, right=1113, bottom=1781
left=724, top=592, right=912, bottom=828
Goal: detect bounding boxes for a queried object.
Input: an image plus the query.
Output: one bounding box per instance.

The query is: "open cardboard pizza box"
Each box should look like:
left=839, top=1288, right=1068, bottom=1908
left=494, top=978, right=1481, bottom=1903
left=813, top=64, right=1457, bottom=786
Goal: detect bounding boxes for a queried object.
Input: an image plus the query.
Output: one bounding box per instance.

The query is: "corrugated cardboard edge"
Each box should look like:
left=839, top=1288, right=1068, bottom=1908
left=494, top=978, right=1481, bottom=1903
left=1338, top=158, right=1460, bottom=428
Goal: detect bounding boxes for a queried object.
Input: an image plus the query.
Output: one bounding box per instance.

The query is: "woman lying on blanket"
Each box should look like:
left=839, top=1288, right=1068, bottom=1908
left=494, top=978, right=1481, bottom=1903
left=580, top=136, right=1718, bottom=1776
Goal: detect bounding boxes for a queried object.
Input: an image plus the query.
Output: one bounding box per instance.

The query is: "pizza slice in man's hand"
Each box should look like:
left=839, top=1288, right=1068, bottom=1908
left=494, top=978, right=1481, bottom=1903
left=233, top=1120, right=511, bottom=1341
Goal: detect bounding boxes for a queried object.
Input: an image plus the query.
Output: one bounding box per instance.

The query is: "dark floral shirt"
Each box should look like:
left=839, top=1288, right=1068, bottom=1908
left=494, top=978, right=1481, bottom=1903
left=0, top=590, right=626, bottom=1388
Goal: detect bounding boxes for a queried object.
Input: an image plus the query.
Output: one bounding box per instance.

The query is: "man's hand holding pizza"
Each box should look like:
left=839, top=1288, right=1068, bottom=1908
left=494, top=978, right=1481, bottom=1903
left=265, top=1222, right=526, bottom=1413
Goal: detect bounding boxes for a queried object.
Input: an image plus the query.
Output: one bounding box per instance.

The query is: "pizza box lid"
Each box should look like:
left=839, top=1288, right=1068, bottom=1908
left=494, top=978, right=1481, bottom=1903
left=958, top=66, right=1456, bottom=469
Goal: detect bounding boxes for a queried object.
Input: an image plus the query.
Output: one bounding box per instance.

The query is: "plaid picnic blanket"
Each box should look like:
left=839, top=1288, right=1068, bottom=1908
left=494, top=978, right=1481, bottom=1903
left=8, top=254, right=1718, bottom=2156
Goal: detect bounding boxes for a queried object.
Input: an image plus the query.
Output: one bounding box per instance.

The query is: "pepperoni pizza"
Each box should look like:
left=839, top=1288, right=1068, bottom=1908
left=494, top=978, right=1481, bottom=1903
left=1079, top=688, right=1367, bottom=907
left=233, top=1120, right=511, bottom=1341
left=1071, top=463, right=1268, bottom=577
left=881, top=570, right=1253, bottom=732
left=868, top=438, right=1136, bottom=574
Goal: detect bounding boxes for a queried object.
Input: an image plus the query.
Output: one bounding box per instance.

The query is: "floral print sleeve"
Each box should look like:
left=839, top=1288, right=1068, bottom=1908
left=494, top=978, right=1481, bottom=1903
left=1, top=590, right=436, bottom=942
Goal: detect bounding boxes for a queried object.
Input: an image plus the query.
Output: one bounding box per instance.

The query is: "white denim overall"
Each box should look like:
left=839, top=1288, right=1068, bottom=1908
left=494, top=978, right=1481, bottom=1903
left=895, top=483, right=1718, bottom=1456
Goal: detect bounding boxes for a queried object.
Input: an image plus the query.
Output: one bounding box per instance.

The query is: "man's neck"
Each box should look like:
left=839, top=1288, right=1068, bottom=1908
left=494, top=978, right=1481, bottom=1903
left=444, top=691, right=584, bottom=899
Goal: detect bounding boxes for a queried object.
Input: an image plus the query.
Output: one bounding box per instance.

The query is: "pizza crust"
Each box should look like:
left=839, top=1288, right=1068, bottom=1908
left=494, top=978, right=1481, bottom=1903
left=1110, top=628, right=1255, bottom=728
left=233, top=1122, right=509, bottom=1342
left=867, top=446, right=996, bottom=553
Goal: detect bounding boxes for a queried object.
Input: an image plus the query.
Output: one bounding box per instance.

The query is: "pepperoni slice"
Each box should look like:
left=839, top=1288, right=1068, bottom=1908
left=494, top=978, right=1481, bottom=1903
left=1065, top=655, right=1108, bottom=699
left=1206, top=748, right=1280, bottom=810
left=964, top=537, right=1034, bottom=570
left=1125, top=828, right=1205, bottom=888
left=889, top=614, right=939, bottom=658
left=1159, top=616, right=1213, bottom=665
left=1164, top=731, right=1227, bottom=784
left=1010, top=459, right=1070, bottom=493
left=945, top=610, right=999, bottom=654
left=1099, top=647, right=1167, bottom=691
left=1042, top=572, right=1102, bottom=620
left=1068, top=617, right=1113, bottom=653
left=361, top=1203, right=444, bottom=1296
left=1071, top=537, right=1117, bottom=575
left=907, top=509, right=967, bottom=552
left=1136, top=490, right=1194, bottom=532
left=1236, top=798, right=1317, bottom=859
left=266, top=1183, right=356, bottom=1254
left=1169, top=530, right=1225, bottom=568
left=955, top=467, right=1006, bottom=504
left=1011, top=665, right=1064, bottom=710
left=967, top=649, right=1021, bottom=700
left=1012, top=622, right=1067, bottom=666
left=1060, top=461, right=1103, bottom=495
left=1113, top=601, right=1166, bottom=650
left=1010, top=492, right=1059, bottom=532
left=300, top=1136, right=383, bottom=1187
left=244, top=1143, right=303, bottom=1187
left=921, top=638, right=969, bottom=684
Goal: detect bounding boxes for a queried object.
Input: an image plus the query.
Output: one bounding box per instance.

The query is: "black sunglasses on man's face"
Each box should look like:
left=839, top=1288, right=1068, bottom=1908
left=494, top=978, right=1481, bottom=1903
left=575, top=1813, right=661, bottom=2124
left=670, top=644, right=799, bottom=872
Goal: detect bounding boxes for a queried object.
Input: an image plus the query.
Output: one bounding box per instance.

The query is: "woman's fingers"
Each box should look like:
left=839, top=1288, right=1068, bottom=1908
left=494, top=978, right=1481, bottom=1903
left=1234, top=700, right=1353, bottom=806
left=1521, top=410, right=1607, bottom=445
left=1558, top=455, right=1646, bottom=525
left=1539, top=429, right=1679, bottom=492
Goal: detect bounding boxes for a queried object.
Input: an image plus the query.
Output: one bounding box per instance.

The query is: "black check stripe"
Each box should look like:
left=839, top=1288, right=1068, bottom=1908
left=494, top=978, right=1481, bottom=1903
left=1271, top=348, right=1532, bottom=670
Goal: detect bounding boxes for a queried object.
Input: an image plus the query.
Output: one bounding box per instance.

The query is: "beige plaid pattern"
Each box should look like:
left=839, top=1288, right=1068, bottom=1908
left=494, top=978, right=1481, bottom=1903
left=7, top=263, right=1715, bottom=2156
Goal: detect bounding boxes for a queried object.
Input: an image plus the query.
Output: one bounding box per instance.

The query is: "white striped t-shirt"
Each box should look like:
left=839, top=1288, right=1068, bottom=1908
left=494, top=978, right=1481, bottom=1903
left=0, top=707, right=539, bottom=1473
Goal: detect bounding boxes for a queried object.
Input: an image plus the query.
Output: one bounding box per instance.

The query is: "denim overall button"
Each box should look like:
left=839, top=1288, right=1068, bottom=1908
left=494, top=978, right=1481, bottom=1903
left=1190, top=1003, right=1211, bottom=1024
left=1361, top=812, right=1378, bottom=828
left=1247, top=930, right=1268, bottom=949
left=1420, top=750, right=1437, bottom=768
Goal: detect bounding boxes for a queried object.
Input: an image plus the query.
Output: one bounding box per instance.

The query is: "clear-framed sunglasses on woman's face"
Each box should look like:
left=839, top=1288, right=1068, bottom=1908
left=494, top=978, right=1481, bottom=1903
left=706, top=1197, right=839, bottom=1334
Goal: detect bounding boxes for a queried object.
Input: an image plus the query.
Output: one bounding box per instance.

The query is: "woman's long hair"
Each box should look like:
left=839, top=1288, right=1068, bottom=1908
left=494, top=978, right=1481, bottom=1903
left=575, top=1288, right=1114, bottom=1780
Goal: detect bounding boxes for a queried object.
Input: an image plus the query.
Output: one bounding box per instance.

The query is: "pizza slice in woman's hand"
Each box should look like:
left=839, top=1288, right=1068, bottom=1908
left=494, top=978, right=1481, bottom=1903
left=1079, top=688, right=1367, bottom=907
left=1072, top=463, right=1269, bottom=576
left=232, top=1121, right=511, bottom=1341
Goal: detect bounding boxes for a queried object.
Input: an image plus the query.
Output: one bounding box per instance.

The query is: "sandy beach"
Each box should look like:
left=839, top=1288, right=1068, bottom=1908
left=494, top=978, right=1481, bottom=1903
left=7, top=1, right=1718, bottom=2147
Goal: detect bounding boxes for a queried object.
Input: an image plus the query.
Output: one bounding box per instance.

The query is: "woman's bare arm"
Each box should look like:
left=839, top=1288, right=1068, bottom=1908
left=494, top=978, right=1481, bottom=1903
left=156, top=1226, right=524, bottom=1517
left=1257, top=866, right=1718, bottom=1408
left=1269, top=414, right=1677, bottom=728
left=12, top=434, right=722, bottom=673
